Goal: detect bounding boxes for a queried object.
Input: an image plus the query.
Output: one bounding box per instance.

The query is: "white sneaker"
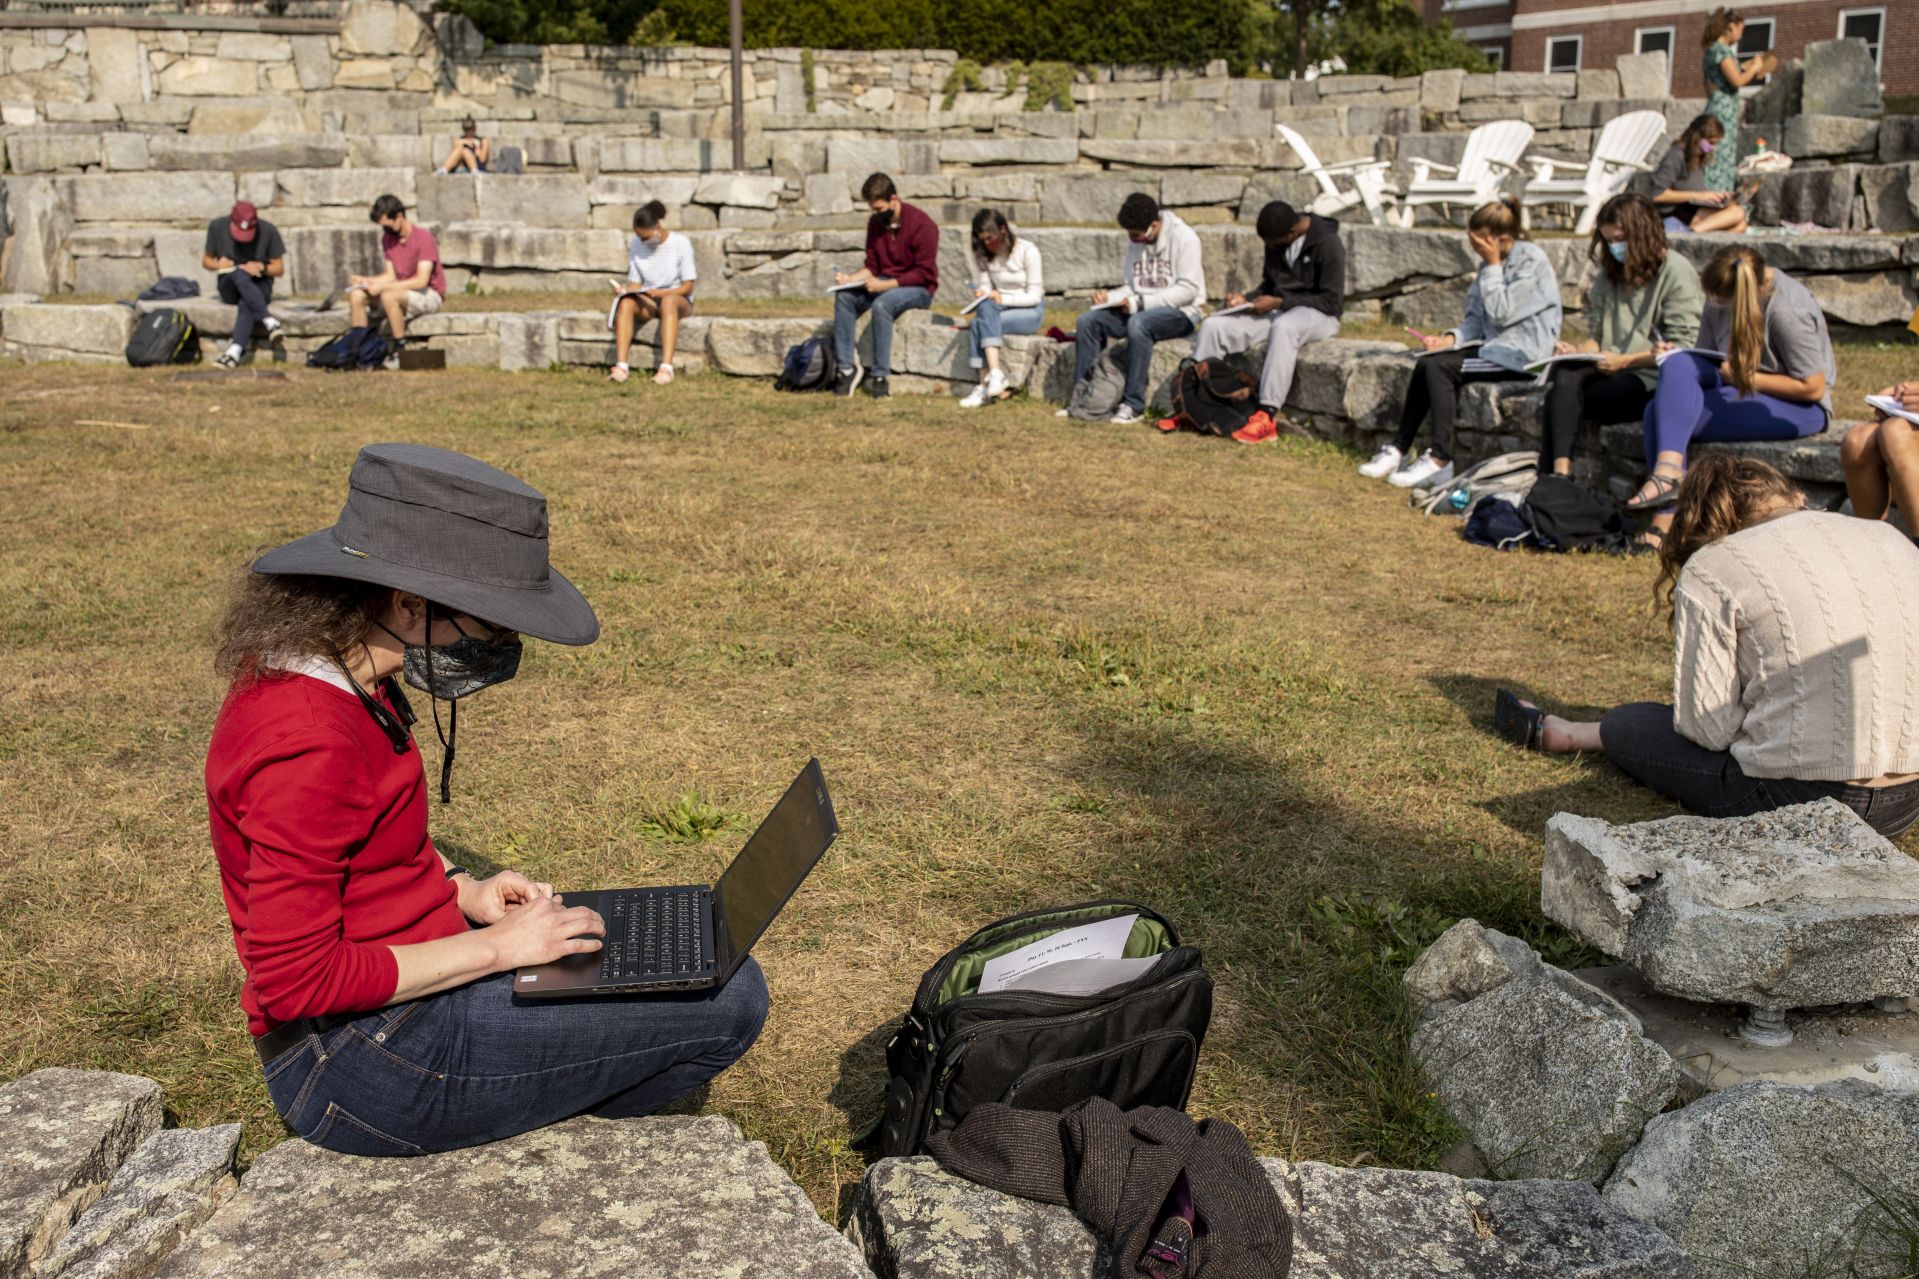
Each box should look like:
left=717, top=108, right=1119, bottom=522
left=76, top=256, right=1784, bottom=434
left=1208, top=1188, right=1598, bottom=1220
left=1054, top=408, right=1072, bottom=418
left=1110, top=405, right=1142, bottom=425
left=1389, top=450, right=1455, bottom=489
left=982, top=368, right=1008, bottom=400
left=1358, top=444, right=1403, bottom=479
left=959, top=382, right=990, bottom=408
left=261, top=315, right=284, bottom=342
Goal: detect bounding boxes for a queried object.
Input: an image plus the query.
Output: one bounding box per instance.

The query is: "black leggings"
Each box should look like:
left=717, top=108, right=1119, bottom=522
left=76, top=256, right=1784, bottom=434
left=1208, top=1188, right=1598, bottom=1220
left=1541, top=364, right=1651, bottom=472
left=1395, top=348, right=1529, bottom=462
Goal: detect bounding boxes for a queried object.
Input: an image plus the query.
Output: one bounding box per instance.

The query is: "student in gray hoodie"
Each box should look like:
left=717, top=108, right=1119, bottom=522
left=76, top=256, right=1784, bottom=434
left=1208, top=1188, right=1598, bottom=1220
left=1060, top=193, right=1206, bottom=425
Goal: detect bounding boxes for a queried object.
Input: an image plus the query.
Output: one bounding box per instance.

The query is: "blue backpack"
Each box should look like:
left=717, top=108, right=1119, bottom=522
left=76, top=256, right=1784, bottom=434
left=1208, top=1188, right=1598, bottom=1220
left=307, top=326, right=392, bottom=372
left=1463, top=493, right=1538, bottom=550
left=774, top=337, right=832, bottom=392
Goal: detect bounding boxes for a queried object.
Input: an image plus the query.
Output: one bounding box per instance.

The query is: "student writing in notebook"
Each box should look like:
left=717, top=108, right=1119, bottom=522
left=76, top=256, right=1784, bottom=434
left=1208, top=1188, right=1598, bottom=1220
left=1841, top=381, right=1919, bottom=531
left=958, top=209, right=1043, bottom=409
left=607, top=200, right=697, bottom=385
left=1362, top=197, right=1562, bottom=490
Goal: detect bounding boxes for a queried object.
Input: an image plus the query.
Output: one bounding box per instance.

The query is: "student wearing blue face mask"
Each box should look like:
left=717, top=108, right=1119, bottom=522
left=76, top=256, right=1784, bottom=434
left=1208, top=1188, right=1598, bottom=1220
left=205, top=444, right=769, bottom=1156
left=1649, top=115, right=1749, bottom=235
left=1536, top=194, right=1704, bottom=477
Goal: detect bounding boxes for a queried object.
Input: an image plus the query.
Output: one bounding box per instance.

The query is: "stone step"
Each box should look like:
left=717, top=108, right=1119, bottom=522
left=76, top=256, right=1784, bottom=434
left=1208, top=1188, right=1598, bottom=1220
left=0, top=1068, right=165, bottom=1279
left=38, top=1125, right=241, bottom=1279
left=152, top=1115, right=871, bottom=1279
left=847, top=1153, right=1697, bottom=1278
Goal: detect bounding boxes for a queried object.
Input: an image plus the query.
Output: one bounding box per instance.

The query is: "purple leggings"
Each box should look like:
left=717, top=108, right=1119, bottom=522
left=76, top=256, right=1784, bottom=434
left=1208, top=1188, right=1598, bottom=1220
left=1643, top=352, right=1827, bottom=471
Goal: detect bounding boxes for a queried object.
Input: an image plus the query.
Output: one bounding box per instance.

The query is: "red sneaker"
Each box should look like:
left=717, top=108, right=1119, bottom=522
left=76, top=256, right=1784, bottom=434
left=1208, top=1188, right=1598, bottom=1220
left=1232, top=410, right=1278, bottom=444
left=1155, top=416, right=1180, bottom=433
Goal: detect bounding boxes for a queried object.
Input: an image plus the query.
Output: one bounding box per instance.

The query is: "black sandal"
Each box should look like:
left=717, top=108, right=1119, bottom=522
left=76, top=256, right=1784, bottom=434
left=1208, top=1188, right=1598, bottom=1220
left=1630, top=527, right=1665, bottom=557
left=1622, top=473, right=1683, bottom=513
left=1493, top=688, right=1547, bottom=752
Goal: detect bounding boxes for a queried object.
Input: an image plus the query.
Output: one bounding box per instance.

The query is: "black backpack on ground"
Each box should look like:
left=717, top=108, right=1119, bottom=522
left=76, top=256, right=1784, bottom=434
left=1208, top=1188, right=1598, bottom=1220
left=1166, top=359, right=1259, bottom=437
left=125, top=308, right=201, bottom=367
left=307, top=326, right=392, bottom=372
left=874, top=900, right=1213, bottom=1157
left=774, top=337, right=833, bottom=391
left=1523, top=475, right=1630, bottom=553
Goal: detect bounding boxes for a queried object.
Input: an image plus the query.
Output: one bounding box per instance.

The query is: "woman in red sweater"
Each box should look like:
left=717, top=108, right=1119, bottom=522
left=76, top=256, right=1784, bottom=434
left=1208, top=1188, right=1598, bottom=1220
left=207, top=443, right=767, bottom=1155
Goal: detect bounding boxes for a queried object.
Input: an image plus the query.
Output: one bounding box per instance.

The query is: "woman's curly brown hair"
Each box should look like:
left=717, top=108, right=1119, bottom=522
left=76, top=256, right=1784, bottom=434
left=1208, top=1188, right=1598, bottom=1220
left=213, top=563, right=387, bottom=684
left=1655, top=452, right=1802, bottom=619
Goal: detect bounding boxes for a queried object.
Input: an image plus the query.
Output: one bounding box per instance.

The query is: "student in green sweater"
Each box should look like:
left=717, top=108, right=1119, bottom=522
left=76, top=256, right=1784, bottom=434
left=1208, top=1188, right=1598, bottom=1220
left=1537, top=194, right=1703, bottom=476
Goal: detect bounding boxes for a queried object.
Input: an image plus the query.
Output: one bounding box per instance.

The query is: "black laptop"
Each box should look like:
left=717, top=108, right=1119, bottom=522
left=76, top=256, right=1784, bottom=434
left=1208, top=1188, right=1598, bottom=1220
left=514, top=759, right=838, bottom=997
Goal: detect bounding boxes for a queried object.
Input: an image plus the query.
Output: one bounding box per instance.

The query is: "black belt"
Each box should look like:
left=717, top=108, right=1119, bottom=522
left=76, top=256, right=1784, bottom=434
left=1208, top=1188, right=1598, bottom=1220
left=253, top=1012, right=360, bottom=1067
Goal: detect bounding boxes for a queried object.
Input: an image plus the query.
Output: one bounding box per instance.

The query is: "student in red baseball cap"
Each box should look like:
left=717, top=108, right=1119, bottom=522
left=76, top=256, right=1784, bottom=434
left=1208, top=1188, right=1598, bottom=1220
left=202, top=200, right=287, bottom=369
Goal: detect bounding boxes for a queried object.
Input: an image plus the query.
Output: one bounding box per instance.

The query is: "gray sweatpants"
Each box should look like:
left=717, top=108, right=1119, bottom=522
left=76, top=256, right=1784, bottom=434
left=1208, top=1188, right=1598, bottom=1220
left=1191, top=307, right=1341, bottom=412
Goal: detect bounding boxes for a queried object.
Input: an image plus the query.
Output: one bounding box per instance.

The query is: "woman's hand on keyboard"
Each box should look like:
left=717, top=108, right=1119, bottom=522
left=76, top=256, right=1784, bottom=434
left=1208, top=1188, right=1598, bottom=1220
left=457, top=869, right=556, bottom=925
left=483, top=896, right=605, bottom=971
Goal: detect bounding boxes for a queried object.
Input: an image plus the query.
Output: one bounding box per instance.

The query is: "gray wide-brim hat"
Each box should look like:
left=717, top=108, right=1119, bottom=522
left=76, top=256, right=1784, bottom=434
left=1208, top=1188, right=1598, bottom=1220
left=253, top=442, right=599, bottom=646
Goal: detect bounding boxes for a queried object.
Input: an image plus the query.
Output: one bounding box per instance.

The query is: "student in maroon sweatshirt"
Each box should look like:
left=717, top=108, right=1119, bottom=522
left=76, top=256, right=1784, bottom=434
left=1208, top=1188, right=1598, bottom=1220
left=206, top=444, right=767, bottom=1155
left=832, top=172, right=938, bottom=398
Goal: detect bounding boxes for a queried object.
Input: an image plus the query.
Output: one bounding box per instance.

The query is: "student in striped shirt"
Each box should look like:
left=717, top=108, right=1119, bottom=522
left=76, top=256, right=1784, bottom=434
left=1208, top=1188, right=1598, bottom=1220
left=609, top=201, right=697, bottom=385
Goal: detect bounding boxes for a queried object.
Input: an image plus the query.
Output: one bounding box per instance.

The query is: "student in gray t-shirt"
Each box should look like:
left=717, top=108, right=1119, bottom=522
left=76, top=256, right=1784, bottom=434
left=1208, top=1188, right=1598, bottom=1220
left=1649, top=115, right=1749, bottom=235
left=1628, top=244, right=1837, bottom=547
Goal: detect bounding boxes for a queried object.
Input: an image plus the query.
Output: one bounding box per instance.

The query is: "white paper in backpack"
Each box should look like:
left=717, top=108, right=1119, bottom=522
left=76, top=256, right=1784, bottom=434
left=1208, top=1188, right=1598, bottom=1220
left=1000, top=954, right=1161, bottom=996
left=978, top=913, right=1139, bottom=993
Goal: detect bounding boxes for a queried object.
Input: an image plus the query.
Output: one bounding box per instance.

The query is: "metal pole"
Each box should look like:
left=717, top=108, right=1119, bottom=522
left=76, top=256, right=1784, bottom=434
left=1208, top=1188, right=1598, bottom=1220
left=729, top=0, right=746, bottom=172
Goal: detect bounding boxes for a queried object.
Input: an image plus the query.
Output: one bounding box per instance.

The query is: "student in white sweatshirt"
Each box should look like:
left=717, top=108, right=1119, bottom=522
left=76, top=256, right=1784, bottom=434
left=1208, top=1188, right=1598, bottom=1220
left=1060, top=193, right=1206, bottom=425
left=960, top=209, right=1044, bottom=409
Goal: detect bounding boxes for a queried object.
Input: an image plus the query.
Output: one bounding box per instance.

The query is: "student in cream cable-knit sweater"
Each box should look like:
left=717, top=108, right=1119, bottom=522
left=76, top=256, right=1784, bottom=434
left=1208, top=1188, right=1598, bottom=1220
left=1495, top=453, right=1919, bottom=837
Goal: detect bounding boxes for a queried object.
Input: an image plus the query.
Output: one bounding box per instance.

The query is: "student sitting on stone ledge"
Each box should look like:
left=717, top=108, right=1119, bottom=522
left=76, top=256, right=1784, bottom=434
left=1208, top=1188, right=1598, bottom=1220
left=1057, top=192, right=1206, bottom=427
left=206, top=444, right=769, bottom=1156
left=1494, top=453, right=1919, bottom=838
left=1362, top=197, right=1561, bottom=490
left=1537, top=193, right=1703, bottom=478
left=439, top=116, right=489, bottom=175
left=203, top=200, right=286, bottom=371
left=1648, top=114, right=1749, bottom=235
left=348, top=194, right=446, bottom=359
left=1842, top=381, right=1919, bottom=533
left=1625, top=243, right=1836, bottom=549
left=958, top=208, right=1044, bottom=409
left=1182, top=199, right=1345, bottom=444
left=832, top=172, right=938, bottom=399
left=608, top=200, right=697, bottom=386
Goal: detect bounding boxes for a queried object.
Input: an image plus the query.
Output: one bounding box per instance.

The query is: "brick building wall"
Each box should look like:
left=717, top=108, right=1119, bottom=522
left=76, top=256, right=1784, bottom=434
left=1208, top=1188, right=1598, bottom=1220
left=1505, top=0, right=1918, bottom=96
left=1424, top=0, right=1520, bottom=68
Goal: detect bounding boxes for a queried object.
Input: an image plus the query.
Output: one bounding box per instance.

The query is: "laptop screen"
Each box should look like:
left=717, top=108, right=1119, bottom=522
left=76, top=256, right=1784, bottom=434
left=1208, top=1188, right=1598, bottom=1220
left=714, top=759, right=838, bottom=977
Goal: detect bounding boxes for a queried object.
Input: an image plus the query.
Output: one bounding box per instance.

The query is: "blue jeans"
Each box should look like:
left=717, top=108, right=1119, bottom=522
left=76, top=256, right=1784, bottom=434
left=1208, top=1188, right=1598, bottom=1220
left=968, top=300, right=1042, bottom=368
left=1074, top=305, right=1196, bottom=413
left=262, top=961, right=769, bottom=1156
left=834, top=284, right=932, bottom=379
left=1643, top=351, right=1827, bottom=471
left=217, top=271, right=275, bottom=350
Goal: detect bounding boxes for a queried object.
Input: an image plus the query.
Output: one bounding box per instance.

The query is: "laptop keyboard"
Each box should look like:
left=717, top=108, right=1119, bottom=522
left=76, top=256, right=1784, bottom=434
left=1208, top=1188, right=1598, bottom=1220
left=600, top=889, right=707, bottom=981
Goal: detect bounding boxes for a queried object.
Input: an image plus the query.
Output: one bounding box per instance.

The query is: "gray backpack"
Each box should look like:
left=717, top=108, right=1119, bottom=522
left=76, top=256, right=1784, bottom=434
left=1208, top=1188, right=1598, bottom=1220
left=1412, top=450, right=1540, bottom=516
left=1065, top=346, right=1128, bottom=421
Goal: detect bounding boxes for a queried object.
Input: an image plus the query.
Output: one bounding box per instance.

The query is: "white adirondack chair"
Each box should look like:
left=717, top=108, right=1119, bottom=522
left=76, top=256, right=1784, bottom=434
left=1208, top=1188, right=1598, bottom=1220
left=1275, top=124, right=1397, bottom=228
left=1392, top=120, right=1535, bottom=227
left=1520, top=110, right=1670, bottom=234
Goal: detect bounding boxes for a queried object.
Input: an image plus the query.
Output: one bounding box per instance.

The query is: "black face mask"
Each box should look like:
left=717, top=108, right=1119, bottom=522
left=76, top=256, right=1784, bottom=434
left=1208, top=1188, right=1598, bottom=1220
left=378, top=606, right=523, bottom=804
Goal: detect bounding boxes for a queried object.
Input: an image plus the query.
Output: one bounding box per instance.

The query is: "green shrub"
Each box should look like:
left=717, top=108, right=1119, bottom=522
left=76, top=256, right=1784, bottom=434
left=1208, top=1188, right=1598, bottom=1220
left=940, top=58, right=985, bottom=110
left=1024, top=61, right=1075, bottom=111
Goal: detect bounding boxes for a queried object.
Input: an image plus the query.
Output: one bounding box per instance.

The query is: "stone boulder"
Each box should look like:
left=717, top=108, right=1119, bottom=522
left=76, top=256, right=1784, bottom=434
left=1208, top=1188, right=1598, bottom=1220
left=1342, top=225, right=1478, bottom=296
left=63, top=173, right=235, bottom=224
left=706, top=316, right=831, bottom=375
left=339, top=0, right=431, bottom=58
left=1, top=304, right=137, bottom=362
left=1785, top=115, right=1880, bottom=161
left=155, top=1116, right=868, bottom=1279
left=850, top=1155, right=1696, bottom=1278
left=0, top=1069, right=165, bottom=1279
left=1412, top=978, right=1679, bottom=1183
left=1615, top=53, right=1669, bottom=101
left=1542, top=801, right=1919, bottom=1009
left=1802, top=270, right=1919, bottom=328
left=38, top=1125, right=240, bottom=1279
left=1799, top=39, right=1883, bottom=117
left=0, top=177, right=74, bottom=295
left=1748, top=165, right=1861, bottom=231
left=1604, top=1080, right=1919, bottom=1279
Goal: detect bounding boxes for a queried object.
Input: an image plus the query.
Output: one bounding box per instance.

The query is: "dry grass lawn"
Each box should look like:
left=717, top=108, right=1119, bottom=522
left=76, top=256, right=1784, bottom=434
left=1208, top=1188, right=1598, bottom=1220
left=1, top=358, right=1913, bottom=1222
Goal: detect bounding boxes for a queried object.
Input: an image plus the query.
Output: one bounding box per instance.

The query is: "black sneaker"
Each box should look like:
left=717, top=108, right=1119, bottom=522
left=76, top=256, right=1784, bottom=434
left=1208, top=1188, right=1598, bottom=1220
left=868, top=376, right=890, bottom=399
left=834, top=366, right=863, bottom=397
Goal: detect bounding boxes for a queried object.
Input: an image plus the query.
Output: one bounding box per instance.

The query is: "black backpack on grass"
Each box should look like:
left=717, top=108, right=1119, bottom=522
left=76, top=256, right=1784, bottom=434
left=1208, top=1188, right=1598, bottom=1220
left=1524, top=475, right=1630, bottom=553
left=307, top=326, right=392, bottom=372
left=125, top=308, right=200, bottom=367
left=774, top=338, right=832, bottom=392
left=874, top=900, right=1213, bottom=1157
left=1167, top=359, right=1259, bottom=437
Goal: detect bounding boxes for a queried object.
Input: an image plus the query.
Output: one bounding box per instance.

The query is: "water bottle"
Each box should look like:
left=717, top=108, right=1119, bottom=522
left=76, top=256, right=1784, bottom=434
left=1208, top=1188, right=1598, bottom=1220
left=1449, top=486, right=1471, bottom=513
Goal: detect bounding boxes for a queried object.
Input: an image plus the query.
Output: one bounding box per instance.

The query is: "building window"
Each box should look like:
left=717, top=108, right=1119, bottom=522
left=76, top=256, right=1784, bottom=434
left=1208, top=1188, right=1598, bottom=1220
left=1839, top=8, right=1886, bottom=70
left=1478, top=44, right=1505, bottom=69
left=1736, top=17, right=1775, bottom=54
left=1546, top=34, right=1582, bottom=71
left=1635, top=27, right=1675, bottom=88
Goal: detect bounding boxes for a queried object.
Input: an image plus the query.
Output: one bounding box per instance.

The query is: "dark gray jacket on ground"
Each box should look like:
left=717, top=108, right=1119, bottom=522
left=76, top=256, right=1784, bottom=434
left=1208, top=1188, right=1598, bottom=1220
left=925, top=1098, right=1293, bottom=1278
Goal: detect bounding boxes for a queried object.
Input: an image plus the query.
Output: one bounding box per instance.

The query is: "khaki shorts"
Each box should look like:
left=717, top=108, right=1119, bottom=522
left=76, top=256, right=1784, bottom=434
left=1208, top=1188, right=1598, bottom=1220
left=402, top=288, right=443, bottom=319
